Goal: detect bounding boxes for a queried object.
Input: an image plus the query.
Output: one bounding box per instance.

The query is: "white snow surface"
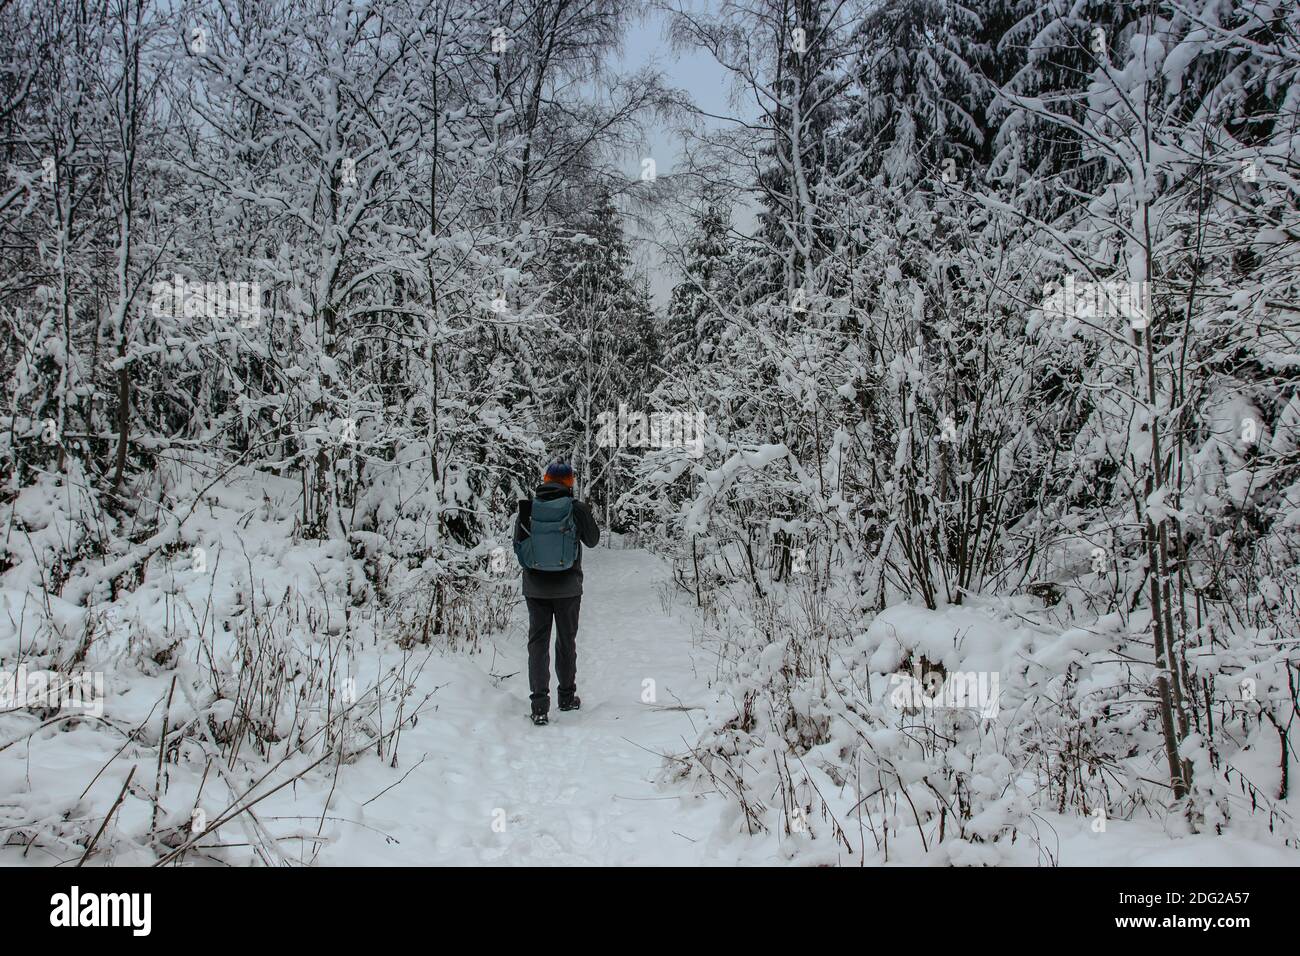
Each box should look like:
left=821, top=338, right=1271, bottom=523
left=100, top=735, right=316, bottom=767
left=312, top=548, right=737, bottom=865
left=1, top=468, right=1295, bottom=865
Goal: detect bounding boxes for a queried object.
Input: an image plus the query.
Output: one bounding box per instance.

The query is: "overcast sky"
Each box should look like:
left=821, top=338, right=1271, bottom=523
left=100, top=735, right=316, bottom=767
left=604, top=6, right=753, bottom=308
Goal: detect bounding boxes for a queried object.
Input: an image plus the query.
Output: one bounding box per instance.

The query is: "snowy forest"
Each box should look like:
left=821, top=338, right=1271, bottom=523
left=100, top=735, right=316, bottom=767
left=1, top=0, right=1298, bottom=868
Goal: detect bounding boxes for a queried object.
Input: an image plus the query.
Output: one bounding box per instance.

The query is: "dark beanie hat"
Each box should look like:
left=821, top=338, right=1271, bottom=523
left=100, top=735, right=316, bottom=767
left=543, top=458, right=574, bottom=486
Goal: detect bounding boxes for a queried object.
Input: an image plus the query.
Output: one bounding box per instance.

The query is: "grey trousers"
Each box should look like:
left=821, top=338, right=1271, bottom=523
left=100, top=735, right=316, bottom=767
left=525, top=595, right=581, bottom=711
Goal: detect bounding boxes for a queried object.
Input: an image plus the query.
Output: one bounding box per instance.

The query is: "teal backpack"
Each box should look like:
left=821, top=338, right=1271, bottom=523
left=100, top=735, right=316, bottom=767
left=514, top=496, right=578, bottom=571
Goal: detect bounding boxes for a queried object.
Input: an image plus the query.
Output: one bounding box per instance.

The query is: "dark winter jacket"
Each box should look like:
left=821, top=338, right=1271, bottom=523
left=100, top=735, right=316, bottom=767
left=513, top=481, right=600, bottom=598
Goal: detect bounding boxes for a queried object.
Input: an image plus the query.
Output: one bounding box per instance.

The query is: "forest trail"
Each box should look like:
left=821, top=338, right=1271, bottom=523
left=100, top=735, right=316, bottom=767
left=328, top=548, right=726, bottom=865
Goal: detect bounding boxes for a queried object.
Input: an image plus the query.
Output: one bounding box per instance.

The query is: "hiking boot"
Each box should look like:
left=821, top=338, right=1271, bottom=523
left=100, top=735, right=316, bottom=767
left=530, top=710, right=549, bottom=726
left=558, top=694, right=581, bottom=712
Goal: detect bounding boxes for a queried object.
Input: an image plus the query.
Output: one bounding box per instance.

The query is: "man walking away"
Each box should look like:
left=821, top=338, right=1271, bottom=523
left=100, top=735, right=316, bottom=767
left=513, top=458, right=600, bottom=725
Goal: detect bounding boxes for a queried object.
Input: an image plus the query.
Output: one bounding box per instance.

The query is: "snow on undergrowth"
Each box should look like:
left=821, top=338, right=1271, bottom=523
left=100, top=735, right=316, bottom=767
left=0, top=458, right=513, bottom=865
left=656, top=535, right=1300, bottom=866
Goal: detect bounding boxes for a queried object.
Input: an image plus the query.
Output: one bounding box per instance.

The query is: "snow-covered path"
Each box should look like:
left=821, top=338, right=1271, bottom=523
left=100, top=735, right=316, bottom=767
left=324, top=547, right=727, bottom=865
